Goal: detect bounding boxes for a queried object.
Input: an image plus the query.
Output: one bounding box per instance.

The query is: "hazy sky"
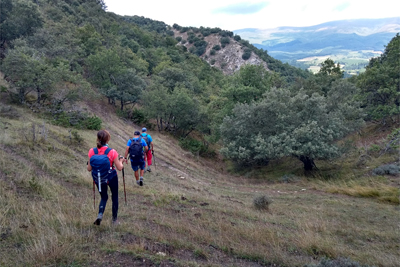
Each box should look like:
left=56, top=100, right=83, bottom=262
left=104, top=0, right=400, bottom=30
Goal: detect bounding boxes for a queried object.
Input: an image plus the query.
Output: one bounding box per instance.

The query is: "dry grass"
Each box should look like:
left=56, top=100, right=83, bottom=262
left=0, top=99, right=399, bottom=267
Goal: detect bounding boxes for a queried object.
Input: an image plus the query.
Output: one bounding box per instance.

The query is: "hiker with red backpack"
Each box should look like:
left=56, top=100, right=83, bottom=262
left=87, top=130, right=124, bottom=226
left=124, top=131, right=148, bottom=186
left=141, top=127, right=154, bottom=172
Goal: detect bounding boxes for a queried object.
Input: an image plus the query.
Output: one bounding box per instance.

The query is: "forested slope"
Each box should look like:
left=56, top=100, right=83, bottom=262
left=0, top=0, right=399, bottom=266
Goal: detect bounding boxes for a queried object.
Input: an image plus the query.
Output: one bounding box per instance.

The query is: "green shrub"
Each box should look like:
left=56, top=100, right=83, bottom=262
left=210, top=49, right=216, bottom=56
left=173, top=23, right=181, bottom=30
left=372, top=164, right=400, bottom=176
left=220, top=37, right=230, bottom=46
left=234, top=35, right=241, bottom=41
left=213, top=45, right=221, bottom=51
left=131, top=108, right=148, bottom=124
left=51, top=111, right=102, bottom=130
left=175, top=36, right=182, bottom=42
left=253, top=195, right=272, bottom=210
left=70, top=129, right=83, bottom=144
left=210, top=59, right=216, bottom=65
left=242, top=48, right=252, bottom=60
left=179, top=137, right=214, bottom=156
left=83, top=116, right=102, bottom=130
left=368, top=144, right=380, bottom=152
left=195, top=46, right=206, bottom=56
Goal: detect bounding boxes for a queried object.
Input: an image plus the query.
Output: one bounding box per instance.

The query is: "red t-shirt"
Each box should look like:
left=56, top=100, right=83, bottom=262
left=88, top=146, right=118, bottom=169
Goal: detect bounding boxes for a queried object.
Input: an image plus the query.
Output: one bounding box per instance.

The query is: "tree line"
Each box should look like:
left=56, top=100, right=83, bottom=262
left=0, top=0, right=398, bottom=171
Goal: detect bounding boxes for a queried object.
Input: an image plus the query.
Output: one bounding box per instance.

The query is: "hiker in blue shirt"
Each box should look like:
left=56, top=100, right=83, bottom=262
left=141, top=127, right=154, bottom=172
left=124, top=131, right=148, bottom=186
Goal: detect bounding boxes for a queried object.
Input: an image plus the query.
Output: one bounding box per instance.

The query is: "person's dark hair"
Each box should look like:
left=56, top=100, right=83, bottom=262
left=96, top=130, right=111, bottom=148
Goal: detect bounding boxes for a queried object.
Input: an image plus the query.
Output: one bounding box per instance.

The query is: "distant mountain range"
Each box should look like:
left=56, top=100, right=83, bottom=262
left=234, top=17, right=400, bottom=62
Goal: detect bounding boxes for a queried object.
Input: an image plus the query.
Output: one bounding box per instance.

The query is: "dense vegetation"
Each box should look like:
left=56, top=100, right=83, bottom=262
left=0, top=0, right=399, bottom=171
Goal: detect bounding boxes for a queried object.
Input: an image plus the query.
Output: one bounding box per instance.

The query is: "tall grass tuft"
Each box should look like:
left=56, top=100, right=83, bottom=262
left=253, top=195, right=272, bottom=210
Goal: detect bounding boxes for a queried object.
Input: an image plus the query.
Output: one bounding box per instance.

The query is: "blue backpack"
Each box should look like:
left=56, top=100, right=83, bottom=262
left=129, top=137, right=144, bottom=163
left=141, top=133, right=151, bottom=147
left=90, top=147, right=113, bottom=191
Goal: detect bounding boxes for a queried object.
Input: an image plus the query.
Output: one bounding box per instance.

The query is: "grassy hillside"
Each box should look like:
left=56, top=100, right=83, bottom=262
left=0, top=82, right=399, bottom=267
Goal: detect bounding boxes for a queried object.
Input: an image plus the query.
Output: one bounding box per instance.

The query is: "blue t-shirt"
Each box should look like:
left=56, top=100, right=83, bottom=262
left=126, top=137, right=148, bottom=148
left=141, top=133, right=152, bottom=144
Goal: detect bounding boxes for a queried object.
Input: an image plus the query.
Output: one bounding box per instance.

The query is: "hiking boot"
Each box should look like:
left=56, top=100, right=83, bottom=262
left=139, top=177, right=143, bottom=186
left=112, top=219, right=120, bottom=226
left=147, top=167, right=151, bottom=172
left=136, top=180, right=140, bottom=186
left=94, top=213, right=103, bottom=225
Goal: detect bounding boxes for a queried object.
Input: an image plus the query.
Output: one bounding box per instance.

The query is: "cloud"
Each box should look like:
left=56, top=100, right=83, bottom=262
left=213, top=2, right=269, bottom=15
left=334, top=2, right=351, bottom=12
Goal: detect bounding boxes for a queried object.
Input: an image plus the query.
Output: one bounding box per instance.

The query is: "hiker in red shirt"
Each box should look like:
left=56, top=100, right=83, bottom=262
left=87, top=130, right=124, bottom=226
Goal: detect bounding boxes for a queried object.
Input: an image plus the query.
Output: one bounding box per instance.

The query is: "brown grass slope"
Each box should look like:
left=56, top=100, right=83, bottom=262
left=0, top=95, right=399, bottom=267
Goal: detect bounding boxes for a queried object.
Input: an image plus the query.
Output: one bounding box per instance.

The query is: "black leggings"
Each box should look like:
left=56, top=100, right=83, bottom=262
left=95, top=174, right=118, bottom=221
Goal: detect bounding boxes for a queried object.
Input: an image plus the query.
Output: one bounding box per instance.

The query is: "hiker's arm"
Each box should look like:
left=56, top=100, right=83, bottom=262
left=124, top=146, right=129, bottom=162
left=87, top=157, right=92, bottom=172
left=114, top=156, right=124, bottom=171
left=150, top=142, right=154, bottom=152
left=145, top=145, right=149, bottom=153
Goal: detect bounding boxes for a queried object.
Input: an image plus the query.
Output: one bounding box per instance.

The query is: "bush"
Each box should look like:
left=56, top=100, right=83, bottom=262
left=242, top=48, right=252, bottom=60
left=210, top=59, right=216, bottom=65
left=220, top=37, right=230, bottom=46
left=83, top=116, right=102, bottom=130
left=234, top=35, right=241, bottom=41
left=51, top=111, right=102, bottom=130
left=117, top=108, right=148, bottom=125
left=189, top=46, right=196, bottom=54
left=253, top=195, right=272, bottom=210
left=372, top=164, right=400, bottom=176
left=175, top=36, right=182, bottom=42
left=212, top=45, right=221, bottom=51
left=210, top=49, right=216, bottom=56
left=304, top=257, right=373, bottom=267
left=173, top=23, right=181, bottom=30
left=179, top=137, right=214, bottom=157
left=70, top=129, right=83, bottom=144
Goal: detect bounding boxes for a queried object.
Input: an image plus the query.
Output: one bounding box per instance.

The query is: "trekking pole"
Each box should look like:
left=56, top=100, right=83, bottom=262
left=152, top=150, right=156, bottom=170
left=93, top=181, right=95, bottom=210
left=122, top=166, right=127, bottom=205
